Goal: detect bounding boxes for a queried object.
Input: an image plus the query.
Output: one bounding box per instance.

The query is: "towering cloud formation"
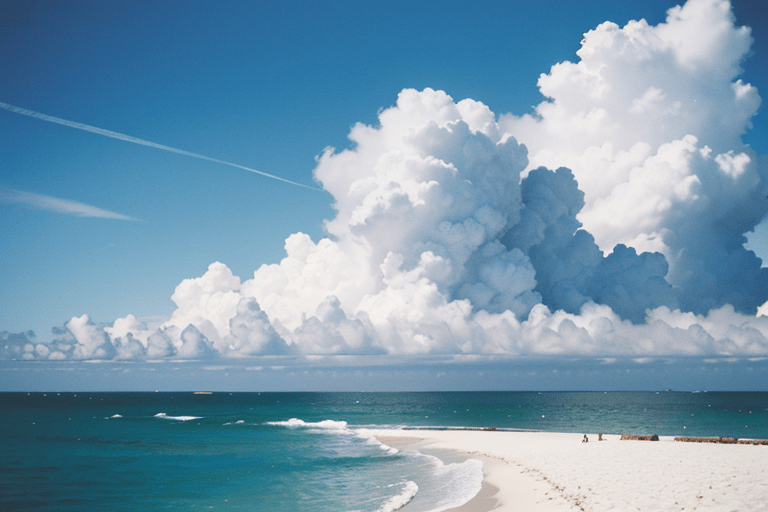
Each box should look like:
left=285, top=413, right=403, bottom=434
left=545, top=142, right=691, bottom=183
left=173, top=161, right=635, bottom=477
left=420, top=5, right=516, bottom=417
left=4, top=0, right=768, bottom=361
left=499, top=0, right=768, bottom=314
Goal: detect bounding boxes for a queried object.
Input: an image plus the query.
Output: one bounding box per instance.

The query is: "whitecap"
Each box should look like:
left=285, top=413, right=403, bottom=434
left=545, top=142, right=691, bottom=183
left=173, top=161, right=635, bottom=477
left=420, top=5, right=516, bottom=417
left=154, top=413, right=202, bottom=421
left=265, top=418, right=349, bottom=431
left=354, top=428, right=399, bottom=455
left=267, top=419, right=402, bottom=456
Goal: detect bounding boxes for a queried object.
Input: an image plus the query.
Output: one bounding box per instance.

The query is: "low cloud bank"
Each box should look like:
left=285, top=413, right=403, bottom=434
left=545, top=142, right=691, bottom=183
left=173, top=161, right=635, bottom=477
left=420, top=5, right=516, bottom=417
left=4, top=0, right=767, bottom=362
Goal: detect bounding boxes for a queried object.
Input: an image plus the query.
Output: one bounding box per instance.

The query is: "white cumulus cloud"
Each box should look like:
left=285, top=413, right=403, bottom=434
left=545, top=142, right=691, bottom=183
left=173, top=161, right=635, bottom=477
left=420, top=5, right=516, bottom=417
left=4, top=0, right=767, bottom=363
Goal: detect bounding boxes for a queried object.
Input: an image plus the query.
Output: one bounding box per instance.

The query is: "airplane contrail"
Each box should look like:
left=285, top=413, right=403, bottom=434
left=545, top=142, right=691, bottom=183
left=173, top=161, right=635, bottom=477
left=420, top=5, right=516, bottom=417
left=0, top=102, right=321, bottom=191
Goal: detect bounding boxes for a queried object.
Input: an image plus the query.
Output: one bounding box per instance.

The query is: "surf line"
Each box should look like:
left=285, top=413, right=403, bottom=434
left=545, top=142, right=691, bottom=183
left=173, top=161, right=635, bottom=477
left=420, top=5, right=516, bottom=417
left=0, top=102, right=321, bottom=191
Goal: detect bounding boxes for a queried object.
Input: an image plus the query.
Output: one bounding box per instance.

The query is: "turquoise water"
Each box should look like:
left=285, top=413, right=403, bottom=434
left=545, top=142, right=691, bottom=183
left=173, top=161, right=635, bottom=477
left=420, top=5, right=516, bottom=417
left=1, top=391, right=767, bottom=511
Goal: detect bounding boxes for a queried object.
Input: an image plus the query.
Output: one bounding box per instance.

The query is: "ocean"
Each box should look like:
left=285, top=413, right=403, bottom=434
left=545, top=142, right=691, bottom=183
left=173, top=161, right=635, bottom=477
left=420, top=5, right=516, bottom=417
left=2, top=391, right=767, bottom=511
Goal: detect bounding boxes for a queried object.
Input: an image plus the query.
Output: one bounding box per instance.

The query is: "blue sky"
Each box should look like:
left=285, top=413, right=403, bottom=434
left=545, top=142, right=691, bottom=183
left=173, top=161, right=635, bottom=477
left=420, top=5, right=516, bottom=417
left=1, top=0, right=767, bottom=391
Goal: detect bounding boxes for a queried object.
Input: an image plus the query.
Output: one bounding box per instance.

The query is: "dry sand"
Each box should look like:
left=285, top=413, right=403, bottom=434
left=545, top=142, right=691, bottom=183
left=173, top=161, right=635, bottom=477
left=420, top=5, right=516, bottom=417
left=369, top=430, right=768, bottom=512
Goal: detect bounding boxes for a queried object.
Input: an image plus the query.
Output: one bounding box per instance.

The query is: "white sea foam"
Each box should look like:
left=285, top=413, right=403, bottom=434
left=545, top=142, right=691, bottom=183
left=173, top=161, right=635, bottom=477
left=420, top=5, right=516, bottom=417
left=267, top=419, right=401, bottom=456
left=266, top=418, right=348, bottom=431
left=377, top=449, right=482, bottom=511
left=358, top=428, right=484, bottom=511
left=374, top=440, right=399, bottom=455
left=355, top=427, right=399, bottom=455
left=377, top=481, right=418, bottom=512
left=265, top=419, right=483, bottom=509
left=154, top=413, right=202, bottom=421
left=428, top=457, right=484, bottom=510
left=373, top=441, right=483, bottom=511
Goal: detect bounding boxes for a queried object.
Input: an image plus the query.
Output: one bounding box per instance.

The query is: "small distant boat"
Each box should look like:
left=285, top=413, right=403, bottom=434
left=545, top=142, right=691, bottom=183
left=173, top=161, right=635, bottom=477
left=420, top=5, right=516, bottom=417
left=193, top=391, right=213, bottom=395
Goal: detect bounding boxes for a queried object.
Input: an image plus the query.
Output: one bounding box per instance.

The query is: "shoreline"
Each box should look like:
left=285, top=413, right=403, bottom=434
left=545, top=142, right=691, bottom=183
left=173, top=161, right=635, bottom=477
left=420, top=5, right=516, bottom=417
left=400, top=426, right=768, bottom=444
left=369, top=429, right=768, bottom=511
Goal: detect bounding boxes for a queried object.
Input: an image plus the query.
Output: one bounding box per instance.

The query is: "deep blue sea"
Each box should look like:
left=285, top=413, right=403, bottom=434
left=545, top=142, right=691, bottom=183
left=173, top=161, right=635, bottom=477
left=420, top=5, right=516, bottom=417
left=2, top=391, right=767, bottom=511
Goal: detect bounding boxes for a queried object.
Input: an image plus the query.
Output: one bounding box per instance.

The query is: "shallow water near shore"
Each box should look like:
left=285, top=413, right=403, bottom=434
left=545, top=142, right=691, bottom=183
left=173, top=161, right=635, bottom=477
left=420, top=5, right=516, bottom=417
left=1, top=391, right=766, bottom=510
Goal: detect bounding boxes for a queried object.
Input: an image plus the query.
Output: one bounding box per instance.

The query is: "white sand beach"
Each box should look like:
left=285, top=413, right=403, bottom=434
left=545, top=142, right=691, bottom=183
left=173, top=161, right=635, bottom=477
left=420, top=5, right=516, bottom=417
left=370, top=430, right=768, bottom=512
